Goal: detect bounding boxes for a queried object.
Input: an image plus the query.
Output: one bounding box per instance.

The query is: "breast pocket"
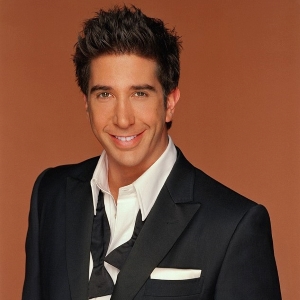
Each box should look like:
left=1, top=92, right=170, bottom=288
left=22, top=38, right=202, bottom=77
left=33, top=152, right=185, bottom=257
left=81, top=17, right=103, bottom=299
left=144, top=277, right=204, bottom=298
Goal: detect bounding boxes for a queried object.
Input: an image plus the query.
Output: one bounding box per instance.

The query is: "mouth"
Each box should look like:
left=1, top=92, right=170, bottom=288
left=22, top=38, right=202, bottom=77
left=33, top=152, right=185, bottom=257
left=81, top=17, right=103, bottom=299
left=114, top=135, right=137, bottom=142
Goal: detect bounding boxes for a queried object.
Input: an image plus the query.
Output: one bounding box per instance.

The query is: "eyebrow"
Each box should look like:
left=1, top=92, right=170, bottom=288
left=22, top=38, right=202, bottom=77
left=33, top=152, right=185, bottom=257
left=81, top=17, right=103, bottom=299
left=90, top=85, right=111, bottom=94
left=89, top=84, right=157, bottom=94
left=131, top=84, right=157, bottom=92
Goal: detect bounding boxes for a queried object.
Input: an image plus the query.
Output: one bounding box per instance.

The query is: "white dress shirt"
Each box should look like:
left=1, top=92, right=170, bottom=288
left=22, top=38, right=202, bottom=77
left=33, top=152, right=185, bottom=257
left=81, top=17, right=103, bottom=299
left=89, top=137, right=177, bottom=300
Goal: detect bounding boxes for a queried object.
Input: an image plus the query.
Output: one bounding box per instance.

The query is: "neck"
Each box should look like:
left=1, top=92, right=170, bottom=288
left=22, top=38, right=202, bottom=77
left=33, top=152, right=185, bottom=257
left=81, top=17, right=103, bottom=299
left=107, top=135, right=169, bottom=201
left=108, top=165, right=145, bottom=201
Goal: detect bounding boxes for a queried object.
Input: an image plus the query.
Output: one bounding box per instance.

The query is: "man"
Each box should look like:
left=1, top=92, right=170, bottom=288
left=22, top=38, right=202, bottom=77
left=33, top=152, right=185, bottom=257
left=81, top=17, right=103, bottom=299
left=22, top=5, right=281, bottom=300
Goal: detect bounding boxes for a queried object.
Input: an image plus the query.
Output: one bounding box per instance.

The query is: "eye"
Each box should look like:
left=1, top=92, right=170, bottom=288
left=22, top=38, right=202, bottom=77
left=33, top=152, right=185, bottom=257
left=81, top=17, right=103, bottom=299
left=134, top=91, right=147, bottom=97
left=97, top=92, right=111, bottom=98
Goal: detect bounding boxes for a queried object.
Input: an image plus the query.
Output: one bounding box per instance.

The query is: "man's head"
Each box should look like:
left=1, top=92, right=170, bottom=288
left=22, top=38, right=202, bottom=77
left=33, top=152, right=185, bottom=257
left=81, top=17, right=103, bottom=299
left=73, top=6, right=181, bottom=179
left=73, top=5, right=181, bottom=129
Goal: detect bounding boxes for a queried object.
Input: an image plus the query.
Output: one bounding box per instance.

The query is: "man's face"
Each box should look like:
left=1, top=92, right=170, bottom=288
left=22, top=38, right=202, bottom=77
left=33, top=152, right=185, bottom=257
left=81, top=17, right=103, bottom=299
left=84, top=54, right=179, bottom=177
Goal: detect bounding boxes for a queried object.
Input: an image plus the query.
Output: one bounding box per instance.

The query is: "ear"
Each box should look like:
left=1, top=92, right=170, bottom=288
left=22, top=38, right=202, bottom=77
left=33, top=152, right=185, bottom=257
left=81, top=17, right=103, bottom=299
left=165, top=88, right=180, bottom=123
left=83, top=94, right=89, bottom=116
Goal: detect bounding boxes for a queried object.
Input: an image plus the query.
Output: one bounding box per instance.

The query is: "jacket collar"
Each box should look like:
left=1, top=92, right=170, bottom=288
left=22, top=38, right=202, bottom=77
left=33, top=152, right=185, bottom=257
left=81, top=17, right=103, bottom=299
left=65, top=149, right=200, bottom=300
left=65, top=157, right=98, bottom=300
left=112, top=149, right=201, bottom=300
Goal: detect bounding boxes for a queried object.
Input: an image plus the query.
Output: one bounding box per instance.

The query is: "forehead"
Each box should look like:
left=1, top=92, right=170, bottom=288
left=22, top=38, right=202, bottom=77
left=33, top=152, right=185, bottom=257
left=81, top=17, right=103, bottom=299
left=89, top=54, right=160, bottom=86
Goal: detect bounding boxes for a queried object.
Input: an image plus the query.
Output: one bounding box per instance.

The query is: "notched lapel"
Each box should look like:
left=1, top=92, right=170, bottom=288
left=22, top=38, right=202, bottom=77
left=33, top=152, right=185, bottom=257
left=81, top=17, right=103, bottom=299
left=66, top=177, right=94, bottom=300
left=112, top=185, right=201, bottom=300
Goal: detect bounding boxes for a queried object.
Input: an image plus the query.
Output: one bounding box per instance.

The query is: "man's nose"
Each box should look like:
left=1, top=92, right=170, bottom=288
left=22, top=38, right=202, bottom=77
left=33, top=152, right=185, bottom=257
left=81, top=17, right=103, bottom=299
left=112, top=98, right=135, bottom=128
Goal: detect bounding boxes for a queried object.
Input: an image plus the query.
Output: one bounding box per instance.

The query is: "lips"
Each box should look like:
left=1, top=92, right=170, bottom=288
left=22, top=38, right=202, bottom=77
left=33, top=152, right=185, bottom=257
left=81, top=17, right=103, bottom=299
left=114, top=135, right=137, bottom=142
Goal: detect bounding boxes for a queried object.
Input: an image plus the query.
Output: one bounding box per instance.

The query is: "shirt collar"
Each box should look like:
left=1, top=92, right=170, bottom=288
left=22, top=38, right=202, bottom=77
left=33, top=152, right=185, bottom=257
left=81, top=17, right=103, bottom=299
left=90, top=136, right=177, bottom=219
left=90, top=153, right=109, bottom=214
left=133, top=137, right=177, bottom=220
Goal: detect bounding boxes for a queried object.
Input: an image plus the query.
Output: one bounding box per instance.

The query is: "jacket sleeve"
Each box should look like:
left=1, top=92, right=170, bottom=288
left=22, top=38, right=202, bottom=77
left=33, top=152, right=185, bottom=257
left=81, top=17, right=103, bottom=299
left=214, top=204, right=281, bottom=300
left=22, top=170, right=49, bottom=300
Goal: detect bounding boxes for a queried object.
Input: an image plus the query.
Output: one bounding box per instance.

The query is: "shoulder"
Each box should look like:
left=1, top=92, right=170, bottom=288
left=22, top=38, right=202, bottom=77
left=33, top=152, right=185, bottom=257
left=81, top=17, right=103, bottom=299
left=43, top=156, right=99, bottom=179
left=192, top=166, right=270, bottom=227
left=33, top=156, right=99, bottom=193
left=187, top=163, right=272, bottom=248
left=173, top=147, right=259, bottom=217
left=194, top=167, right=257, bottom=211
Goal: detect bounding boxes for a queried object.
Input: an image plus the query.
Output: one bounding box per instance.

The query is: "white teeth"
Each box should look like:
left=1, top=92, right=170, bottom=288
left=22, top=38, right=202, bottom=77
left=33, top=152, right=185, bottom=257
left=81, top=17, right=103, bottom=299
left=115, top=135, right=137, bottom=142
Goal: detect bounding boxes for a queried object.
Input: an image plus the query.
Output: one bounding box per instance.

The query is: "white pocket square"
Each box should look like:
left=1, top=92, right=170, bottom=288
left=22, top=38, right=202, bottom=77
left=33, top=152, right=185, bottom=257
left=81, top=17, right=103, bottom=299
left=150, top=268, right=202, bottom=280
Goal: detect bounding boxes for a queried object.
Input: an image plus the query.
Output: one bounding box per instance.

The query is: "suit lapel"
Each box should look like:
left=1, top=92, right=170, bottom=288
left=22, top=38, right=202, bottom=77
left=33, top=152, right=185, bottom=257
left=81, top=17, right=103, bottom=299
left=112, top=151, right=201, bottom=300
left=66, top=177, right=94, bottom=300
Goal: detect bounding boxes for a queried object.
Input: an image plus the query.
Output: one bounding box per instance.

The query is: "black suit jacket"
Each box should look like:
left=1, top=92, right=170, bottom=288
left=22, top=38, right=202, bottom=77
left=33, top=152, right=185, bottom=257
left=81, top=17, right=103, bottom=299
left=22, top=148, right=281, bottom=299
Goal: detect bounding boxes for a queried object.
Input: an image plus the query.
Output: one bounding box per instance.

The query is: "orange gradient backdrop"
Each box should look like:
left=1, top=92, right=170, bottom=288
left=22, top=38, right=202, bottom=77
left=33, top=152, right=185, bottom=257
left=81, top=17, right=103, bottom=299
left=0, top=0, right=299, bottom=299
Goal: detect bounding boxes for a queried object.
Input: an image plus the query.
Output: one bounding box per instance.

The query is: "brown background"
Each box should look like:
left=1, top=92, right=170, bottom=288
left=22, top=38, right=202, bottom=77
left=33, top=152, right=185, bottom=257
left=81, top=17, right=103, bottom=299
left=0, top=0, right=299, bottom=299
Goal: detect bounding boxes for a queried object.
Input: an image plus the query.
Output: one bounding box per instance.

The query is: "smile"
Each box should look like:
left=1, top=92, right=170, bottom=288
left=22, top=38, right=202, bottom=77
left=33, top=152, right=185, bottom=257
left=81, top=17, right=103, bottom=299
left=114, top=135, right=137, bottom=142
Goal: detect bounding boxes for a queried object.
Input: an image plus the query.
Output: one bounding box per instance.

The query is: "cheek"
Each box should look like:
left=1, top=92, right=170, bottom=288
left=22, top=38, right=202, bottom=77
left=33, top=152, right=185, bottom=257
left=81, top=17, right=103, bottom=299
left=88, top=104, right=106, bottom=123
left=143, top=108, right=166, bottom=126
left=88, top=111, right=103, bottom=131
